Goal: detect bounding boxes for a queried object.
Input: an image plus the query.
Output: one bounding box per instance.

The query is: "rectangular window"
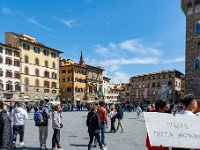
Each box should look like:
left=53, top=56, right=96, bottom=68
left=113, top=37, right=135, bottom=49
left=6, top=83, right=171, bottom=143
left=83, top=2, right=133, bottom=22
left=14, top=72, right=20, bottom=79
left=6, top=58, right=12, bottom=65
left=5, top=48, right=12, bottom=55
left=34, top=47, right=40, bottom=53
left=6, top=70, right=12, bottom=78
left=14, top=59, right=20, bottom=67
left=51, top=52, right=57, bottom=58
left=62, top=70, right=66, bottom=73
left=62, top=78, right=65, bottom=82
left=44, top=89, right=49, bottom=93
left=52, top=90, right=57, bottom=94
left=0, top=46, right=3, bottom=53
left=198, top=41, right=200, bottom=46
left=67, top=87, right=71, bottom=92
left=43, top=50, right=49, bottom=56
left=23, top=43, right=30, bottom=50
left=0, top=69, right=3, bottom=77
left=14, top=51, right=20, bottom=57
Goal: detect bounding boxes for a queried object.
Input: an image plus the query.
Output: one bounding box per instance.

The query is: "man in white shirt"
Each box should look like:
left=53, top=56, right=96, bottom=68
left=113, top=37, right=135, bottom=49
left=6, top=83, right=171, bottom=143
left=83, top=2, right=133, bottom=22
left=10, top=102, right=28, bottom=149
left=181, top=94, right=197, bottom=116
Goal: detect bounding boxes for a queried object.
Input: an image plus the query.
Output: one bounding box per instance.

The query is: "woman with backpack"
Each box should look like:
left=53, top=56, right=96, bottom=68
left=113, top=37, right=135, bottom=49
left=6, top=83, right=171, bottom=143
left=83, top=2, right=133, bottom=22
left=86, top=105, right=107, bottom=150
left=52, top=104, right=63, bottom=150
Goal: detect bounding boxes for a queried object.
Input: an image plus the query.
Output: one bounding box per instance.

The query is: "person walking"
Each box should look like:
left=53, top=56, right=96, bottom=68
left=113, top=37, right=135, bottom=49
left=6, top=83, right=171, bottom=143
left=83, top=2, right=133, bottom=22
left=36, top=100, right=50, bottom=150
left=136, top=105, right=142, bottom=119
left=97, top=101, right=108, bottom=146
left=86, top=105, right=107, bottom=150
left=115, top=105, right=124, bottom=133
left=10, top=102, right=28, bottom=149
left=52, top=104, right=63, bottom=150
left=0, top=100, right=12, bottom=150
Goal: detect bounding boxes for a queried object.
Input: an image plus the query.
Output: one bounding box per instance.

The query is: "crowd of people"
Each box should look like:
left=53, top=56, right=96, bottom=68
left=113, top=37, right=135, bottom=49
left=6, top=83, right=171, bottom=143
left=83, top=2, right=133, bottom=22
left=0, top=93, right=199, bottom=150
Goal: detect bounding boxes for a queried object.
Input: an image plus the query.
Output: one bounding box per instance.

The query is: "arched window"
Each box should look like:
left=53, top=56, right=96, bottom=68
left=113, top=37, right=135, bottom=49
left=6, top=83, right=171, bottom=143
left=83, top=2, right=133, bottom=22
left=15, top=82, right=20, bottom=91
left=52, top=62, right=56, bottom=69
left=25, top=78, right=29, bottom=86
left=196, top=21, right=200, bottom=34
left=35, top=69, right=39, bottom=77
left=24, top=55, right=29, bottom=63
left=35, top=79, right=39, bottom=87
left=24, top=67, right=29, bottom=75
left=45, top=60, right=48, bottom=67
left=195, top=57, right=200, bottom=70
left=44, top=71, right=49, bottom=78
left=35, top=58, right=39, bottom=65
left=6, top=80, right=12, bottom=91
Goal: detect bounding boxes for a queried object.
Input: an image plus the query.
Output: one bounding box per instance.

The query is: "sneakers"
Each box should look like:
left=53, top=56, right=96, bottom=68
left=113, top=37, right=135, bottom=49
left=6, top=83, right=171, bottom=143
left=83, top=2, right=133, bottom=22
left=20, top=142, right=24, bottom=146
left=40, top=144, right=46, bottom=150
left=57, top=148, right=64, bottom=150
left=101, top=147, right=107, bottom=150
left=12, top=143, right=16, bottom=149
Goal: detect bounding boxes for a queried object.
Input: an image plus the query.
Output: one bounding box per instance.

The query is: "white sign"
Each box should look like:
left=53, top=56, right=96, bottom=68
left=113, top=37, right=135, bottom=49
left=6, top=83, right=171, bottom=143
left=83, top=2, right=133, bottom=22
left=144, top=112, right=200, bottom=149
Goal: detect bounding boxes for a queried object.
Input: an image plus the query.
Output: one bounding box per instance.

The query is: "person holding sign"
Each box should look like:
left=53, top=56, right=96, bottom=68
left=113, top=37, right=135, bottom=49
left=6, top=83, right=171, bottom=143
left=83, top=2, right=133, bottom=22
left=146, top=100, right=169, bottom=150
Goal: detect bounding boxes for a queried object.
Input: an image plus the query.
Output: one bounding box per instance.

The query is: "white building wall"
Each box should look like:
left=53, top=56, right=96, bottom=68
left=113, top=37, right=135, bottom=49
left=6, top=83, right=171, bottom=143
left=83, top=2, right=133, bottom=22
left=0, top=44, right=20, bottom=93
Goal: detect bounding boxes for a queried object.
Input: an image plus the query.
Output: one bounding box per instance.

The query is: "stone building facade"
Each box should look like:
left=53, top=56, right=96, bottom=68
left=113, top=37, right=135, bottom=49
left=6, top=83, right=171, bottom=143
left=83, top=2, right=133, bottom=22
left=60, top=58, right=87, bottom=104
left=59, top=52, right=104, bottom=104
left=182, top=0, right=200, bottom=98
left=0, top=43, right=20, bottom=100
left=5, top=32, right=62, bottom=101
left=130, top=70, right=184, bottom=103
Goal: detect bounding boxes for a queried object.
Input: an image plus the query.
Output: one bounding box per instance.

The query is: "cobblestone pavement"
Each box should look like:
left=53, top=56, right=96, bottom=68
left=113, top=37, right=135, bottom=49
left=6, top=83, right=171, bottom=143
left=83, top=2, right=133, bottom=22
left=15, top=111, right=147, bottom=150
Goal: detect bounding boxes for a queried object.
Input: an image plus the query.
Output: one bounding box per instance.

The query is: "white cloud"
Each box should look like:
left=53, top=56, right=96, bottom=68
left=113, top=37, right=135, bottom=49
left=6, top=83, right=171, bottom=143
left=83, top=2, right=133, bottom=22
left=110, top=65, right=119, bottom=72
left=93, top=44, right=109, bottom=55
left=27, top=17, right=52, bottom=31
left=104, top=57, right=160, bottom=66
left=118, top=39, right=161, bottom=55
left=111, top=71, right=129, bottom=83
left=52, top=17, right=75, bottom=28
left=61, top=19, right=75, bottom=27
left=163, top=57, right=185, bottom=64
left=1, top=8, right=12, bottom=15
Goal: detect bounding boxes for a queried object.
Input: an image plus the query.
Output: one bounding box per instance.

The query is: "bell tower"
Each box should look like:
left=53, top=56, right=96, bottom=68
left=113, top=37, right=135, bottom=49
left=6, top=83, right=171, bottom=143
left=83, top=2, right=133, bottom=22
left=182, top=0, right=200, bottom=98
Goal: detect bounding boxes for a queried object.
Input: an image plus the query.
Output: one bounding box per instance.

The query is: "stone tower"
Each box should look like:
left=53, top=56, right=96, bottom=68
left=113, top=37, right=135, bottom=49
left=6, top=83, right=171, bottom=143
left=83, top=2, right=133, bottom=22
left=182, top=0, right=200, bottom=98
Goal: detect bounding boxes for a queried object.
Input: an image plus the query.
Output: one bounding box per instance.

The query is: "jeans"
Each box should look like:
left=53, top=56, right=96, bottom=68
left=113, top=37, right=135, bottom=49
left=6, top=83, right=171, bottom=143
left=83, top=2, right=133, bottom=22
left=13, top=125, right=25, bottom=143
left=52, top=129, right=61, bottom=148
left=111, top=118, right=116, bottom=132
left=100, top=123, right=106, bottom=145
left=88, top=132, right=103, bottom=150
left=116, top=119, right=123, bottom=132
left=39, top=126, right=48, bottom=146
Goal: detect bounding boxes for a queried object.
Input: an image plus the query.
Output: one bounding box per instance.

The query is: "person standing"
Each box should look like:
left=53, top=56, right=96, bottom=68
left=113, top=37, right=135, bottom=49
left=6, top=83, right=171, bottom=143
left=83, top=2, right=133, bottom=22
left=86, top=105, right=106, bottom=150
left=115, top=105, right=124, bottom=133
left=52, top=104, right=63, bottom=150
left=0, top=100, right=12, bottom=150
left=146, top=100, right=169, bottom=150
left=37, top=100, right=50, bottom=150
left=10, top=102, right=28, bottom=149
left=97, top=101, right=108, bottom=146
left=108, top=107, right=117, bottom=132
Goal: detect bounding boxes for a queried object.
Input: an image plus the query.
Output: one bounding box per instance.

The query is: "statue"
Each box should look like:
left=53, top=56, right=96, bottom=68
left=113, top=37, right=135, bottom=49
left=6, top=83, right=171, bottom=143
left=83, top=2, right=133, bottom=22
left=160, top=83, right=169, bottom=100
left=97, top=87, right=104, bottom=100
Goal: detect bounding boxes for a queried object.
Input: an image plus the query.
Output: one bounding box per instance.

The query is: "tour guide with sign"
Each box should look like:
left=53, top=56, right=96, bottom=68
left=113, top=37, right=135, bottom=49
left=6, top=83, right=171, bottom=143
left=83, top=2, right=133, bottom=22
left=145, top=94, right=198, bottom=150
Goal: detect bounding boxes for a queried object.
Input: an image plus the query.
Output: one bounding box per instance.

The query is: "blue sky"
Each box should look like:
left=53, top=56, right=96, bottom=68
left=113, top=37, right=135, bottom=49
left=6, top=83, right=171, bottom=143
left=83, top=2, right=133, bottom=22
left=0, top=0, right=186, bottom=83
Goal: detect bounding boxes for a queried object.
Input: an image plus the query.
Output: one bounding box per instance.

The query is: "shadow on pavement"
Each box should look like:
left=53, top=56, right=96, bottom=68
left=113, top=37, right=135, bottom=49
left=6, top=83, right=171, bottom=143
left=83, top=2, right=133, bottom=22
left=16, top=147, right=40, bottom=150
left=128, top=117, right=139, bottom=119
left=70, top=144, right=88, bottom=147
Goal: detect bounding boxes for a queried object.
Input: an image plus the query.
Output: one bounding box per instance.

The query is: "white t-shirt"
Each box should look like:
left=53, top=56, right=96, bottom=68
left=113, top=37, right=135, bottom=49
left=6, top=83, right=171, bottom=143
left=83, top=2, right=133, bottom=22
left=10, top=107, right=28, bottom=125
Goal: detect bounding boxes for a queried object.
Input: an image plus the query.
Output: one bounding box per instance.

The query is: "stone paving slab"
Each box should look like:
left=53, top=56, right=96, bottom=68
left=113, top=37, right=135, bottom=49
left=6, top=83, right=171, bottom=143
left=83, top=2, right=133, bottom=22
left=15, top=111, right=147, bottom=150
